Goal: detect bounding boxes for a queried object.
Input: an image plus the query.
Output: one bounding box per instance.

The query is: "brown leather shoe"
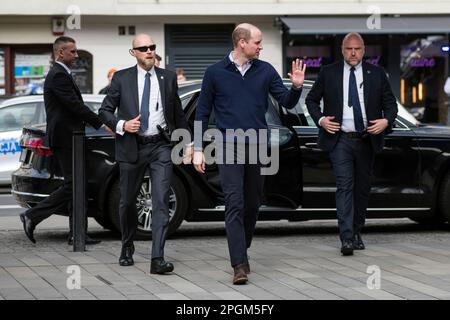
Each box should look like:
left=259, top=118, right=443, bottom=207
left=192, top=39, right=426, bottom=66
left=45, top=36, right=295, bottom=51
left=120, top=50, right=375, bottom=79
left=243, top=262, right=250, bottom=274
left=233, top=264, right=248, bottom=285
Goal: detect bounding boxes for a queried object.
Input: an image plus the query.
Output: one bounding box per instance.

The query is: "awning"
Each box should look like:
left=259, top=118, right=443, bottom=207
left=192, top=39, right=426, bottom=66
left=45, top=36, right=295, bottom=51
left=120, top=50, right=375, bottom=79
left=280, top=16, right=450, bottom=34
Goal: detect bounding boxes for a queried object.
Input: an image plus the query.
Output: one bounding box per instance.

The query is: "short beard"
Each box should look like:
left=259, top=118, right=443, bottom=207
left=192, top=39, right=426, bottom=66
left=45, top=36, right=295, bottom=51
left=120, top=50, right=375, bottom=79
left=139, top=58, right=154, bottom=70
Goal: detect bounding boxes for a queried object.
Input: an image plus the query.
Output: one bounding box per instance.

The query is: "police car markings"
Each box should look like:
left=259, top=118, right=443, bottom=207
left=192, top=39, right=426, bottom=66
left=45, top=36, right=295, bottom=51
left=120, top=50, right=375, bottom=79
left=0, top=138, right=22, bottom=155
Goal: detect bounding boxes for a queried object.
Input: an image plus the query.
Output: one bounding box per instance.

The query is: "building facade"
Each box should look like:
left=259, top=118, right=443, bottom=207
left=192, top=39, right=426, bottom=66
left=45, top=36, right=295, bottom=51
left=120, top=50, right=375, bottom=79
left=1, top=0, right=450, bottom=124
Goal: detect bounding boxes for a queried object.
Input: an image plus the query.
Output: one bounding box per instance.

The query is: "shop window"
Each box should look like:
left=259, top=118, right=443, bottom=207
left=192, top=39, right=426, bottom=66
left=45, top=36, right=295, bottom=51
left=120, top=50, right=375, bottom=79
left=0, top=49, right=5, bottom=95
left=14, top=52, right=52, bottom=95
left=400, top=36, right=448, bottom=124
left=364, top=45, right=383, bottom=66
left=285, top=45, right=333, bottom=80
left=71, top=50, right=93, bottom=93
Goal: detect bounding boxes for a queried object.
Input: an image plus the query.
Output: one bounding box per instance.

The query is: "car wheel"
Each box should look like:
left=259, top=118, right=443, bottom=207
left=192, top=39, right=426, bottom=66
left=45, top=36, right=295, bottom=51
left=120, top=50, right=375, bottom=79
left=439, top=171, right=450, bottom=223
left=108, top=174, right=188, bottom=239
left=93, top=215, right=116, bottom=232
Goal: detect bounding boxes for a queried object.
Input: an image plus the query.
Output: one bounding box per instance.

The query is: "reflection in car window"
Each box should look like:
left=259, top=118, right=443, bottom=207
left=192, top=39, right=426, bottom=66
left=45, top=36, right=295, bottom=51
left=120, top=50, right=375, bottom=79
left=84, top=102, right=102, bottom=113
left=266, top=97, right=282, bottom=126
left=294, top=88, right=318, bottom=127
left=0, top=102, right=40, bottom=132
left=274, top=86, right=318, bottom=127
left=181, top=95, right=192, bottom=110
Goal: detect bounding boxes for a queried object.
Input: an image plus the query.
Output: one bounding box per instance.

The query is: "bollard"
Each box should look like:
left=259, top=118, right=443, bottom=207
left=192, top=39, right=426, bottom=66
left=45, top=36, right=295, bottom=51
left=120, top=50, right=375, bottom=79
left=72, top=131, right=86, bottom=252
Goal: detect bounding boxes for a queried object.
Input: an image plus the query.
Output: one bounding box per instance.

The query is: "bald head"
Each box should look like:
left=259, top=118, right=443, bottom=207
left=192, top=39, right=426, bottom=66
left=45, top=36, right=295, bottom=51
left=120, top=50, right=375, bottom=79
left=130, top=33, right=156, bottom=71
left=232, top=23, right=261, bottom=48
left=342, top=32, right=365, bottom=47
left=132, top=34, right=154, bottom=48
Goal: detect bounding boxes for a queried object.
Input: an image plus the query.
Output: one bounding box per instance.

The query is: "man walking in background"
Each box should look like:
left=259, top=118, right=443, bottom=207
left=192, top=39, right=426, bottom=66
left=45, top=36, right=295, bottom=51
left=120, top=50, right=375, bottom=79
left=306, top=33, right=398, bottom=256
left=20, top=36, right=106, bottom=245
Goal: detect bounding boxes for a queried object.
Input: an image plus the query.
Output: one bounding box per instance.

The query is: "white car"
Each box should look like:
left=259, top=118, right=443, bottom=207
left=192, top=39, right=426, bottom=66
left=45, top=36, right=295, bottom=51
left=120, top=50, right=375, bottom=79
left=0, top=95, right=104, bottom=185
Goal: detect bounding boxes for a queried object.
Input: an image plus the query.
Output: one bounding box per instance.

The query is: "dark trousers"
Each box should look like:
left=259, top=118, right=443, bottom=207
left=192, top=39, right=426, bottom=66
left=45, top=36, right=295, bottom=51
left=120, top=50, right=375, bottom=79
left=25, top=147, right=76, bottom=230
left=118, top=140, right=172, bottom=258
left=217, top=143, right=264, bottom=267
left=329, top=134, right=375, bottom=241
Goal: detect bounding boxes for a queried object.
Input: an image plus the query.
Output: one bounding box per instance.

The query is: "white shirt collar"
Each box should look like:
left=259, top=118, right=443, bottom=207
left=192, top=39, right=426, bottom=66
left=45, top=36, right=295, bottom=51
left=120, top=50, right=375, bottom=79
left=344, top=60, right=362, bottom=71
left=228, top=51, right=252, bottom=67
left=55, top=61, right=71, bottom=75
left=137, top=64, right=155, bottom=77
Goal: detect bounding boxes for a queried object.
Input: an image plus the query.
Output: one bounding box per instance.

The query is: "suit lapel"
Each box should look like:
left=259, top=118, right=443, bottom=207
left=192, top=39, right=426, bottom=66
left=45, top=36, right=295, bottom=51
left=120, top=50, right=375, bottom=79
left=71, top=76, right=82, bottom=97
left=362, top=62, right=370, bottom=115
left=155, top=67, right=166, bottom=111
left=336, top=61, right=344, bottom=114
left=54, top=63, right=82, bottom=98
left=131, top=66, right=140, bottom=115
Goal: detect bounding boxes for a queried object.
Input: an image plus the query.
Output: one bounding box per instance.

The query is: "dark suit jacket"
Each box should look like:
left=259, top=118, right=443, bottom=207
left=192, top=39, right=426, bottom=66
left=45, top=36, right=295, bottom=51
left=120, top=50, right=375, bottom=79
left=305, top=61, right=398, bottom=153
left=43, top=63, right=103, bottom=148
left=99, top=65, right=189, bottom=163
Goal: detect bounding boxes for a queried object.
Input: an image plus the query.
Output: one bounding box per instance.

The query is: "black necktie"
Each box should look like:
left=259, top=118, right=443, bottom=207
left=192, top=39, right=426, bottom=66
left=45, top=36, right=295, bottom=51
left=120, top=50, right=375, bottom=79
left=348, top=67, right=365, bottom=133
left=140, top=72, right=151, bottom=133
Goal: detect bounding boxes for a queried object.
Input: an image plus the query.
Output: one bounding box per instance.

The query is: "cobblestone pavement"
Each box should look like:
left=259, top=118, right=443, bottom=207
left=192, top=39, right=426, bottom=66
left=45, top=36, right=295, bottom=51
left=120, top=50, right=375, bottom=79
left=1, top=215, right=450, bottom=300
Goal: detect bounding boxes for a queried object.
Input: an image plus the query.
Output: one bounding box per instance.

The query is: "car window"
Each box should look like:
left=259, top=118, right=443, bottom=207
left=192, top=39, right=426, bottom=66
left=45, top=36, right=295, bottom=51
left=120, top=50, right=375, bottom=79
left=84, top=102, right=102, bottom=113
left=181, top=95, right=192, bottom=110
left=276, top=86, right=318, bottom=127
left=266, top=97, right=282, bottom=126
left=393, top=117, right=409, bottom=129
left=0, top=102, right=41, bottom=132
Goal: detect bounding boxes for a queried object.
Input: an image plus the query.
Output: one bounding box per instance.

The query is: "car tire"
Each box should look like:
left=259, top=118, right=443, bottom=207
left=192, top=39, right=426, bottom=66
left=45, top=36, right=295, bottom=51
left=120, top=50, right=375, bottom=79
left=108, top=174, right=188, bottom=240
left=439, top=171, right=450, bottom=223
left=410, top=171, right=450, bottom=226
left=93, top=215, right=116, bottom=232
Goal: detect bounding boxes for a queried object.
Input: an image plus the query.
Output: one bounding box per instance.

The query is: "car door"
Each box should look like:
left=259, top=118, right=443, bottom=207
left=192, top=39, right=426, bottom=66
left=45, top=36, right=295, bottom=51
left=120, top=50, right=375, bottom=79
left=370, top=116, right=422, bottom=209
left=279, top=87, right=337, bottom=209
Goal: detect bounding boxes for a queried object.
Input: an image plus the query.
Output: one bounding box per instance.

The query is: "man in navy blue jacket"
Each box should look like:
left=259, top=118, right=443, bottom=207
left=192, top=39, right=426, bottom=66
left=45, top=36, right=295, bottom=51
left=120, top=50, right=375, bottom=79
left=193, top=23, right=306, bottom=285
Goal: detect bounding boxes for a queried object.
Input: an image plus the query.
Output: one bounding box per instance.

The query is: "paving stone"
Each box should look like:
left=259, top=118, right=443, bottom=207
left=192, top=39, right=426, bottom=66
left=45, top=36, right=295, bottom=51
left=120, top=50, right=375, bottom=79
left=2, top=217, right=450, bottom=300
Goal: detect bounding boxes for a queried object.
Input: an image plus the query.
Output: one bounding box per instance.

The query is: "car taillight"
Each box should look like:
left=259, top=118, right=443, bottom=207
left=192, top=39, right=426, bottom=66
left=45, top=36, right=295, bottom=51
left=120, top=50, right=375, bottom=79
left=26, top=137, right=53, bottom=156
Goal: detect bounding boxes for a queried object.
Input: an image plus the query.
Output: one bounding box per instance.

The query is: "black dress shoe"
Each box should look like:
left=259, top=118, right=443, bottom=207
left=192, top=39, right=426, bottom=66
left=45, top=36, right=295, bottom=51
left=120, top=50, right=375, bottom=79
left=341, top=240, right=354, bottom=256
left=20, top=213, right=36, bottom=244
left=150, top=258, right=174, bottom=274
left=353, top=233, right=365, bottom=250
left=68, top=235, right=101, bottom=245
left=119, top=245, right=134, bottom=266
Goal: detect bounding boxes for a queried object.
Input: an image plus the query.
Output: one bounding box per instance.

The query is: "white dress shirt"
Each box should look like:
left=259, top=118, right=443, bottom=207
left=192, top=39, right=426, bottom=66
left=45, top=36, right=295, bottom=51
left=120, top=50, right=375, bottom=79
left=318, top=61, right=367, bottom=132
left=229, top=51, right=252, bottom=76
left=341, top=61, right=367, bottom=132
left=55, top=61, right=71, bottom=75
left=116, top=65, right=166, bottom=136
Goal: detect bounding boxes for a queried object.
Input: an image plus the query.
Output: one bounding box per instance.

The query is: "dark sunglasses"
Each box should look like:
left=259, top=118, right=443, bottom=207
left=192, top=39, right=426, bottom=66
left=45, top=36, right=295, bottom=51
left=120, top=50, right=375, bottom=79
left=133, top=44, right=156, bottom=52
